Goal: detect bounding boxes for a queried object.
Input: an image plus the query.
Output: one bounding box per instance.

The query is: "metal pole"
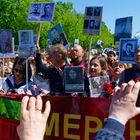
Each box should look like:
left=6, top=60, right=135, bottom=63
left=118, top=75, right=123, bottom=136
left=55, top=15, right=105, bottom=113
left=87, top=35, right=93, bottom=77
left=2, top=54, right=4, bottom=89
left=26, top=59, right=28, bottom=91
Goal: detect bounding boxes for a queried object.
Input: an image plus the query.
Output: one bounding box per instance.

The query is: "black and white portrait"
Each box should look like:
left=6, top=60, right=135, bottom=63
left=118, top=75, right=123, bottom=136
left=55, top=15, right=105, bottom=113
left=83, top=6, right=103, bottom=35
left=28, top=2, right=55, bottom=22
left=47, top=23, right=69, bottom=48
left=40, top=3, right=55, bottom=22
left=89, top=20, right=95, bottom=29
left=94, top=19, right=100, bottom=30
left=18, top=30, right=33, bottom=45
left=94, top=7, right=102, bottom=16
left=86, top=7, right=93, bottom=16
left=64, top=66, right=84, bottom=93
left=0, top=29, right=13, bottom=54
left=119, top=38, right=138, bottom=64
left=89, top=75, right=110, bottom=97
left=114, top=16, right=133, bottom=44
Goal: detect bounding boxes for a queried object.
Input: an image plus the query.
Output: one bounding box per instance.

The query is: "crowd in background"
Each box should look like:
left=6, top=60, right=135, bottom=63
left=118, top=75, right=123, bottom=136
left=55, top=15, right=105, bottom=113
left=0, top=42, right=137, bottom=98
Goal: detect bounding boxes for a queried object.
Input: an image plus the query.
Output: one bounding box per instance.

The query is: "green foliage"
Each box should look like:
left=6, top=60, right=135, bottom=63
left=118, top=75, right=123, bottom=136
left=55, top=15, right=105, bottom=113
left=0, top=98, right=20, bottom=120
left=0, top=0, right=114, bottom=50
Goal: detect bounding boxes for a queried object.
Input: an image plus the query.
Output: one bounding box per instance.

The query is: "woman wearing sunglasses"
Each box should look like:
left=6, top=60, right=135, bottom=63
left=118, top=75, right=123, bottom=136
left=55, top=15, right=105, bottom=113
left=2, top=57, right=34, bottom=94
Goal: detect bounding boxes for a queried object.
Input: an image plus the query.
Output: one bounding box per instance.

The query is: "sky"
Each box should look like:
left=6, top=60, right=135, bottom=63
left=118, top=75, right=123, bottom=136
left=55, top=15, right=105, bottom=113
left=54, top=0, right=140, bottom=37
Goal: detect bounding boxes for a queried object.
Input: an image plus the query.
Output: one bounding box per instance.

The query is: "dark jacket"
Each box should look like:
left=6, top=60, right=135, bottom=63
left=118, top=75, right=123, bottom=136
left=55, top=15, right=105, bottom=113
left=35, top=52, right=66, bottom=95
left=119, top=65, right=137, bottom=85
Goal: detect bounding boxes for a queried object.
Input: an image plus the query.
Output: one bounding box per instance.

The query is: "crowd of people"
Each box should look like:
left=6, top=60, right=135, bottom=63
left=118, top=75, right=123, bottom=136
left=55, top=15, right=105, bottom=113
left=0, top=42, right=140, bottom=139
left=0, top=42, right=134, bottom=97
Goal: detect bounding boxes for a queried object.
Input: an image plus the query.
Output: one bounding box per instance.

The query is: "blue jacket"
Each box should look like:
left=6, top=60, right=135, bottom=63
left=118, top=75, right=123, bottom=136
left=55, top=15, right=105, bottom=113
left=94, top=118, right=125, bottom=140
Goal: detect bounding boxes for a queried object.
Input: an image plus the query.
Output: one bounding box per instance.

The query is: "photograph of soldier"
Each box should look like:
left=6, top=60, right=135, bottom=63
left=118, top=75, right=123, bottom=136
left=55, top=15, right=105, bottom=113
left=89, top=20, right=95, bottom=29
left=119, top=39, right=138, bottom=63
left=123, top=43, right=134, bottom=57
left=86, top=7, right=93, bottom=16
left=94, top=7, right=101, bottom=16
left=48, top=23, right=68, bottom=47
left=114, top=16, right=132, bottom=44
left=94, top=19, right=100, bottom=30
left=40, top=3, right=54, bottom=21
left=30, top=3, right=41, bottom=16
left=20, top=32, right=31, bottom=44
left=0, top=29, right=12, bottom=54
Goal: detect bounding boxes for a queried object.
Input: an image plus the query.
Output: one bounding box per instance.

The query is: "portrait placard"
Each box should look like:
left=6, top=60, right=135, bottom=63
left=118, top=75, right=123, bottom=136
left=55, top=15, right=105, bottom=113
left=64, top=66, right=84, bottom=93
left=114, top=16, right=133, bottom=44
left=47, top=23, right=69, bottom=48
left=83, top=6, right=103, bottom=35
left=18, top=30, right=33, bottom=45
left=0, top=29, right=14, bottom=58
left=119, top=38, right=138, bottom=64
left=89, top=75, right=110, bottom=98
left=33, top=74, right=50, bottom=94
left=28, top=2, right=55, bottom=22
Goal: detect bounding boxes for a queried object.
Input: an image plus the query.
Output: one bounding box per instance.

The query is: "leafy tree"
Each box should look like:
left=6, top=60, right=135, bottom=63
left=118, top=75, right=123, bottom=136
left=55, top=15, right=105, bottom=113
left=0, top=0, right=114, bottom=50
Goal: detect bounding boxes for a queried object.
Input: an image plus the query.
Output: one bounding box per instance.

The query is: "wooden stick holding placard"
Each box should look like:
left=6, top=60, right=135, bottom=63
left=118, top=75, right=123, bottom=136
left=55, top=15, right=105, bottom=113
left=36, top=23, right=42, bottom=45
left=26, top=59, right=28, bottom=91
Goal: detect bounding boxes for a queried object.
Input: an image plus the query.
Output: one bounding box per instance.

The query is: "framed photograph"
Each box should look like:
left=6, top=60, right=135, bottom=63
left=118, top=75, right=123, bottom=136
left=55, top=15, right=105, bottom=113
left=47, top=23, right=69, bottom=48
left=28, top=2, right=55, bottom=22
left=93, top=7, right=102, bottom=17
left=89, top=75, right=110, bottom=98
left=119, top=38, right=138, bottom=64
left=83, top=6, right=103, bottom=35
left=17, top=44, right=36, bottom=58
left=0, top=29, right=14, bottom=58
left=86, top=7, right=94, bottom=16
left=28, top=3, right=41, bottom=21
left=114, top=16, right=133, bottom=44
left=40, top=3, right=55, bottom=22
left=64, top=66, right=84, bottom=93
left=18, top=30, right=33, bottom=45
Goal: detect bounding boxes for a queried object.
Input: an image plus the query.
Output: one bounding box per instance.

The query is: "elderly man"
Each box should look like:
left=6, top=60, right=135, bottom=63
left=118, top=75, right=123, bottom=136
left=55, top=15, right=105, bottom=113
left=35, top=43, right=67, bottom=95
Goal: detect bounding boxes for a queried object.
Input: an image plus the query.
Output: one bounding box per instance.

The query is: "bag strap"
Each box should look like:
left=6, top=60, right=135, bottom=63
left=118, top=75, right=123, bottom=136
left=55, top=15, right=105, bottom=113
left=5, top=78, right=14, bottom=89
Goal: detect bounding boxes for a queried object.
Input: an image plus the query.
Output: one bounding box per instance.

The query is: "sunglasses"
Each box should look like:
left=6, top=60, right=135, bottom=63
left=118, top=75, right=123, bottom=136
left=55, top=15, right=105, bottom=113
left=14, top=68, right=23, bottom=74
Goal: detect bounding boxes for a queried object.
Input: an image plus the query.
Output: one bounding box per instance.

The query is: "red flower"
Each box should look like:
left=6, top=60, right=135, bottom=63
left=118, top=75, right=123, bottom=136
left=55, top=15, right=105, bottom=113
left=131, top=78, right=140, bottom=82
left=102, top=82, right=113, bottom=97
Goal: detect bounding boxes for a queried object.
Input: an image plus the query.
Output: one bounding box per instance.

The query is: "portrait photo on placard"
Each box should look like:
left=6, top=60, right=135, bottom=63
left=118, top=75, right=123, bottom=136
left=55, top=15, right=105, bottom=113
left=93, top=7, right=102, bottom=17
left=119, top=38, right=138, bottom=63
left=94, top=19, right=100, bottom=30
left=64, top=66, right=84, bottom=93
left=47, top=23, right=69, bottom=48
left=18, top=44, right=36, bottom=58
left=89, top=20, right=95, bottom=29
left=0, top=29, right=13, bottom=54
left=89, top=75, right=110, bottom=98
left=28, top=3, right=41, bottom=22
left=85, top=7, right=94, bottom=16
left=114, top=16, right=133, bottom=44
left=18, top=30, right=33, bottom=45
left=40, top=3, right=55, bottom=22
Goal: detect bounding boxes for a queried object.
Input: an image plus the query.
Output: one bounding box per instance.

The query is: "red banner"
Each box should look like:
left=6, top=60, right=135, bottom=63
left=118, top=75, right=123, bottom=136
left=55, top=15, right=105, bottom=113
left=0, top=96, right=140, bottom=140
